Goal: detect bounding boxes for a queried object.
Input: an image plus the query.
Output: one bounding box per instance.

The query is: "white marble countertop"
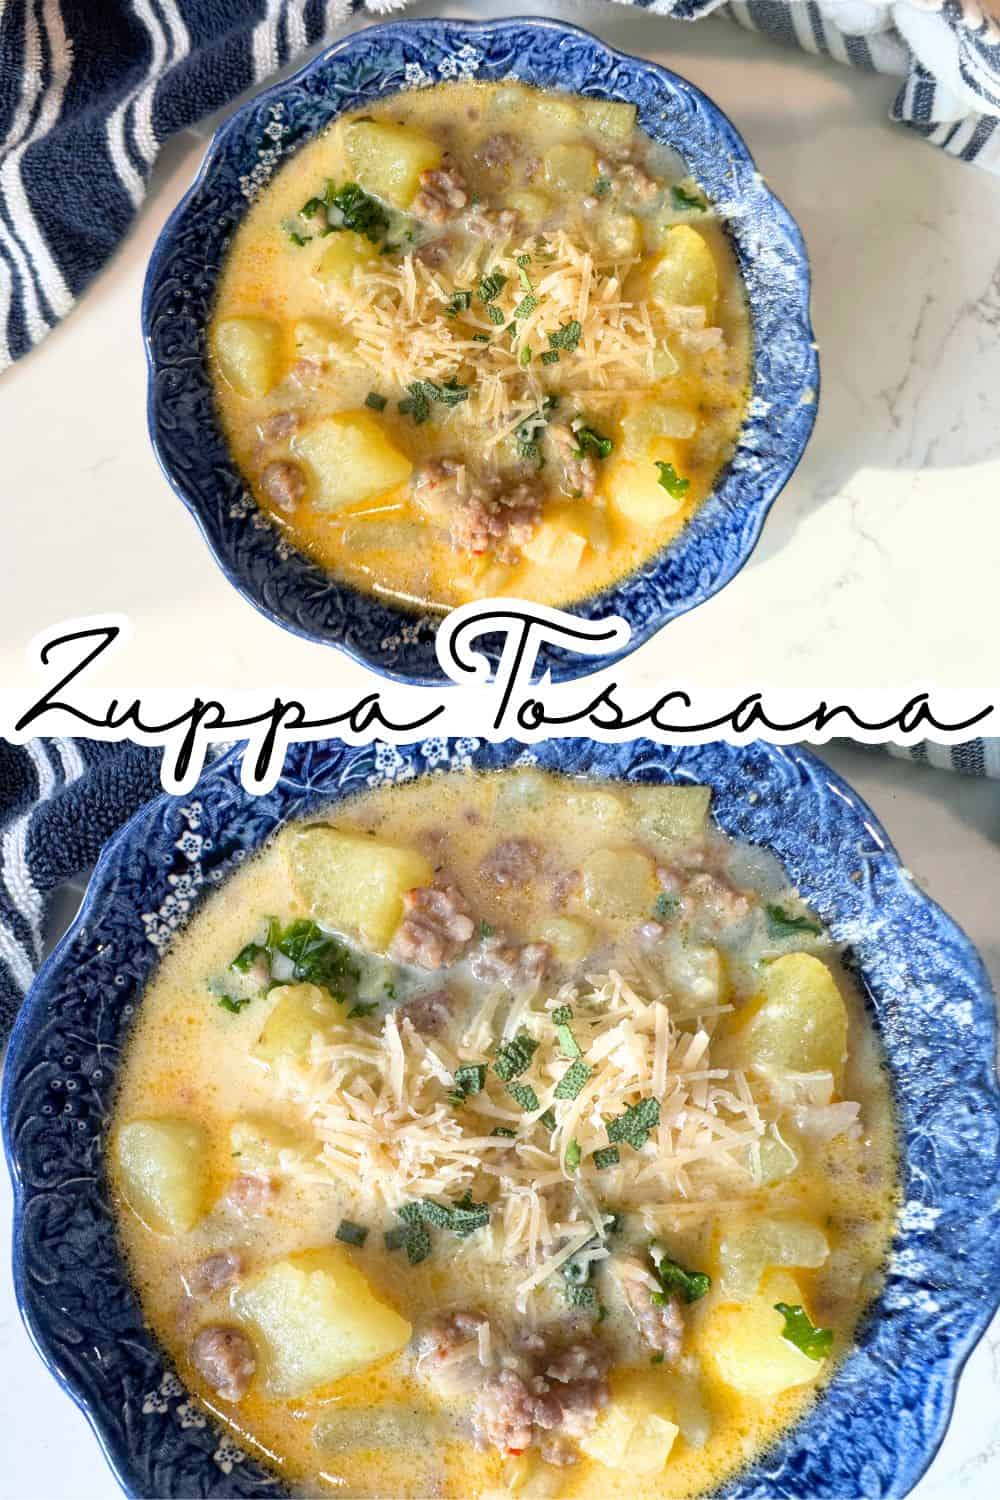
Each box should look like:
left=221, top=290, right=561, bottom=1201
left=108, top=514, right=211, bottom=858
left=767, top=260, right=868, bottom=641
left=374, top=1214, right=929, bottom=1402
left=1, top=0, right=999, bottom=698
left=1, top=744, right=998, bottom=1498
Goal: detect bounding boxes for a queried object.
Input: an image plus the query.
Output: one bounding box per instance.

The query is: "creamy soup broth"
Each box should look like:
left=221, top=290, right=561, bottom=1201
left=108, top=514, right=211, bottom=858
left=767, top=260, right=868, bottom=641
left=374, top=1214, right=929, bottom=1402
left=210, top=82, right=751, bottom=611
left=111, top=771, right=896, bottom=1498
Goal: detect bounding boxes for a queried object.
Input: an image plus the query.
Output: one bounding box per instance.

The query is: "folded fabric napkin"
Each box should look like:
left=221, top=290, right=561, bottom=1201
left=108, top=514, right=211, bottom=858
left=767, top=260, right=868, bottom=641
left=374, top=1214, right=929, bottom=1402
left=1, top=736, right=996, bottom=1046
left=1, top=0, right=999, bottom=371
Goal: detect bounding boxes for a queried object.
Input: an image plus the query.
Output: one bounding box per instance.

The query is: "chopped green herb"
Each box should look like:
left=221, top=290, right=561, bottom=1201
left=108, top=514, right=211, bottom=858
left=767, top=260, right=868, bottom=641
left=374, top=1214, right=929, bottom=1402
left=547, top=319, right=582, bottom=352
left=774, top=1302, right=834, bottom=1361
left=231, top=940, right=268, bottom=974
left=384, top=981, right=397, bottom=1000
left=654, top=892, right=680, bottom=920
left=380, top=243, right=399, bottom=256
left=520, top=345, right=532, bottom=367
left=655, top=460, right=690, bottom=499
left=650, top=1245, right=711, bottom=1304
left=423, top=378, right=470, bottom=408
left=671, top=184, right=707, bottom=213
left=493, top=1031, right=539, bottom=1082
left=324, top=181, right=390, bottom=243
left=554, top=1059, right=592, bottom=1100
left=287, top=229, right=308, bottom=247
left=300, top=196, right=326, bottom=219
left=453, top=1063, right=487, bottom=1098
left=573, top=425, right=613, bottom=460
left=593, top=176, right=612, bottom=198
left=650, top=1352, right=665, bottom=1365
left=398, top=382, right=431, bottom=424
left=384, top=1225, right=408, bottom=1252
left=538, top=1108, right=557, bottom=1132
left=540, top=350, right=560, bottom=366
left=480, top=920, right=495, bottom=939
left=607, top=1096, right=660, bottom=1150
left=516, top=437, right=543, bottom=466
left=565, top=1137, right=582, bottom=1171
left=516, top=253, right=532, bottom=271
left=491, top=1126, right=518, bottom=1138
left=486, top=304, right=505, bottom=326
left=336, top=1219, right=369, bottom=1247
left=472, top=331, right=491, bottom=343
left=446, top=289, right=472, bottom=317
left=555, top=1022, right=582, bottom=1059
left=477, top=271, right=508, bottom=303
left=347, top=1000, right=379, bottom=1020
left=513, top=293, right=538, bottom=321
left=406, top=1192, right=490, bottom=1239
left=365, top=391, right=388, bottom=412
left=508, top=1081, right=540, bottom=1112
left=592, top=1145, right=621, bottom=1170
left=766, top=905, right=823, bottom=941
left=565, top=1282, right=598, bottom=1309
left=217, top=994, right=251, bottom=1014
left=517, top=264, right=533, bottom=295
left=551, top=1005, right=573, bottom=1025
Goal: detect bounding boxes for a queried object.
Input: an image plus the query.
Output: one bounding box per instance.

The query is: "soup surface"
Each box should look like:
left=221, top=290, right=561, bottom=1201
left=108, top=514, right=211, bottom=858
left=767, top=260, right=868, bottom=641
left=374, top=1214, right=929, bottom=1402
left=210, top=81, right=751, bottom=611
left=111, top=771, right=897, bottom=1498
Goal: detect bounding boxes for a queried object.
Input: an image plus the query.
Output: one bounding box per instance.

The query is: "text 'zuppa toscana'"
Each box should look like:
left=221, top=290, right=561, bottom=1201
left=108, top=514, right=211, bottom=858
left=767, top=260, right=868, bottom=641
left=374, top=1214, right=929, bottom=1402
left=110, top=771, right=897, bottom=1497
left=209, top=81, right=750, bottom=611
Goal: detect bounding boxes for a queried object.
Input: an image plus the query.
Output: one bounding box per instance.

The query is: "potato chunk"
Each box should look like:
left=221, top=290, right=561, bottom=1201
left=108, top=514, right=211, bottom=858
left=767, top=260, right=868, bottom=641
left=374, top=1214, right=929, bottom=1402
left=580, top=847, right=657, bottom=923
left=543, top=143, right=598, bottom=194
left=701, top=1270, right=826, bottom=1398
left=580, top=1373, right=679, bottom=1473
left=520, top=519, right=587, bottom=571
left=580, top=99, right=637, bottom=144
left=314, top=230, right=378, bottom=289
left=717, top=1216, right=830, bottom=1302
left=625, top=784, right=711, bottom=848
left=504, top=189, right=552, bottom=230
left=115, top=1118, right=209, bottom=1235
left=293, top=412, right=412, bottom=512
left=604, top=438, right=691, bottom=529
left=293, top=317, right=359, bottom=365
left=285, top=824, right=433, bottom=949
left=741, top=953, right=848, bottom=1084
left=212, top=316, right=283, bottom=398
left=536, top=916, right=593, bottom=966
left=253, top=983, right=342, bottom=1065
left=621, top=400, right=698, bottom=459
left=229, top=1114, right=316, bottom=1171
left=345, top=120, right=442, bottom=209
left=235, top=1247, right=411, bottom=1397
left=648, top=225, right=719, bottom=317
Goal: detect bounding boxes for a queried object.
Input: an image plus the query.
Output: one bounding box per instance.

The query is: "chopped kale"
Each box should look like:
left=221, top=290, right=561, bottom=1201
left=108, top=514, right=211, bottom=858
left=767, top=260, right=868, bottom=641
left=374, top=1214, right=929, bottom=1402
left=300, top=196, right=326, bottom=219
left=472, top=331, right=492, bottom=343
left=336, top=1219, right=369, bottom=1247
left=508, top=1081, right=540, bottom=1112
left=774, top=1302, right=834, bottom=1361
left=766, top=905, right=823, bottom=941
left=324, top=181, right=390, bottom=243
left=671, top=184, right=707, bottom=213
left=650, top=1352, right=665, bottom=1365
left=287, top=229, right=308, bottom=247
left=493, top=1031, right=539, bottom=1082
left=547, top=319, right=582, bottom=352
left=655, top=460, right=690, bottom=499
left=347, top=1000, right=379, bottom=1020
left=650, top=1245, right=711, bottom=1304
left=231, top=940, right=269, bottom=974
left=573, top=425, right=613, bottom=460
left=480, top=920, right=495, bottom=939
left=554, top=1060, right=592, bottom=1100
left=277, top=919, right=359, bottom=1000
left=491, top=1126, right=518, bottom=1138
left=217, top=994, right=251, bottom=1014
left=606, top=1096, right=660, bottom=1150
left=365, top=391, right=388, bottom=412
left=592, top=1145, right=620, bottom=1170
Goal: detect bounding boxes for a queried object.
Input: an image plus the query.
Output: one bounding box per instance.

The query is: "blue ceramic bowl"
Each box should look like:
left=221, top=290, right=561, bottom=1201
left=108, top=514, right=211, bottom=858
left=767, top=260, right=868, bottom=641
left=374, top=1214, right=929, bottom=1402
left=143, top=17, right=819, bottom=685
left=4, top=739, right=999, bottom=1498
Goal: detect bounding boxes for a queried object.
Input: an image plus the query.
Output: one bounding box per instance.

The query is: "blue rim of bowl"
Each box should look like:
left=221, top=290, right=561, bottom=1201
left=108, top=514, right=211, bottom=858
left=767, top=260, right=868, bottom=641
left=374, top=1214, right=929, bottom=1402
left=142, top=17, right=819, bottom=686
left=4, top=739, right=998, bottom=1499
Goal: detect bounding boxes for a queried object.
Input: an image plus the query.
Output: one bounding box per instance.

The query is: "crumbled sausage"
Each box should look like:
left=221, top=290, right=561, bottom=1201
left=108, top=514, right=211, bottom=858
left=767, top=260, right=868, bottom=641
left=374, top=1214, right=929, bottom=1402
left=259, top=411, right=299, bottom=442
left=394, top=885, right=476, bottom=968
left=480, top=837, right=541, bottom=888
left=617, top=1257, right=684, bottom=1362
left=190, top=1325, right=256, bottom=1402
left=412, top=460, right=542, bottom=563
left=398, top=987, right=454, bottom=1035
left=187, top=1250, right=243, bottom=1297
left=598, top=156, right=658, bottom=205
left=260, top=459, right=306, bottom=512
left=414, top=1310, right=489, bottom=1394
left=549, top=423, right=598, bottom=500
left=226, top=1173, right=276, bottom=1215
left=465, top=205, right=521, bottom=239
left=414, top=236, right=453, bottom=268
left=412, top=164, right=469, bottom=224
left=476, top=133, right=517, bottom=169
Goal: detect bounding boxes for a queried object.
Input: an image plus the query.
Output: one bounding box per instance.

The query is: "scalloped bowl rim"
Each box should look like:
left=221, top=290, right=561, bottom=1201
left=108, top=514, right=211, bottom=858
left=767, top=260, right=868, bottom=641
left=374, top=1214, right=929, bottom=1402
left=142, top=16, right=820, bottom=686
left=4, top=739, right=999, bottom=1498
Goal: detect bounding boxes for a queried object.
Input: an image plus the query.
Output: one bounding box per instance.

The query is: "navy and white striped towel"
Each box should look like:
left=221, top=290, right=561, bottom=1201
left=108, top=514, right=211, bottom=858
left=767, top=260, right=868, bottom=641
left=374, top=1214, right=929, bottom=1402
left=2, top=0, right=1000, bottom=372
left=0, top=737, right=996, bottom=1045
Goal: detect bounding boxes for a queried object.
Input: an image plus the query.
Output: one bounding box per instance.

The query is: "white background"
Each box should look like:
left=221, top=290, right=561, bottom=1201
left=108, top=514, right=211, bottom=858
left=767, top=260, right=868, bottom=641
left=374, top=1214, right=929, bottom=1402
left=0, top=0, right=999, bottom=701
left=2, top=744, right=999, bottom=1498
